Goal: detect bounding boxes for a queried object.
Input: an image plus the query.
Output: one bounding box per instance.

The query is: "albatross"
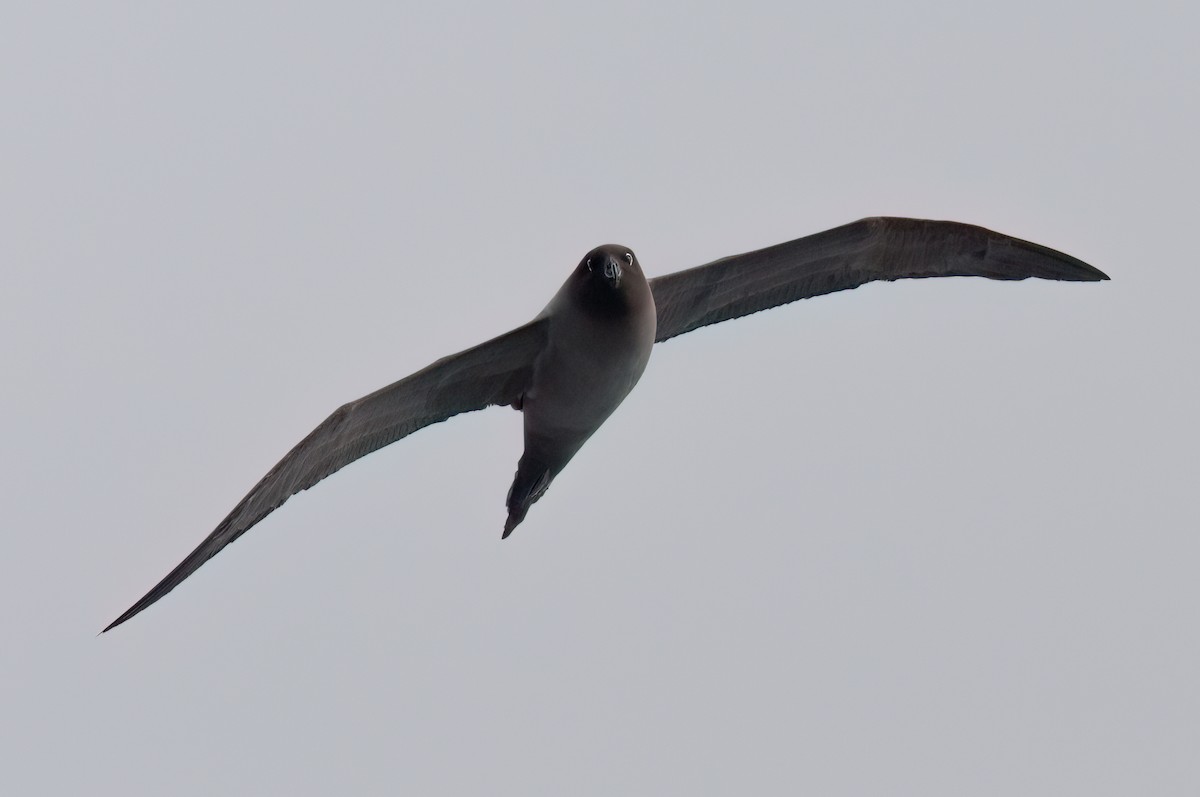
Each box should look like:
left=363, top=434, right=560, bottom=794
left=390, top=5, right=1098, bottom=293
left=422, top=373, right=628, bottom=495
left=103, top=217, right=1108, bottom=631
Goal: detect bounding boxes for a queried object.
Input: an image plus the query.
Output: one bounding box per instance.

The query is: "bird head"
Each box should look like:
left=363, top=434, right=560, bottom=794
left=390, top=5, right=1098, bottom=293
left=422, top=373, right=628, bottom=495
left=581, top=244, right=640, bottom=290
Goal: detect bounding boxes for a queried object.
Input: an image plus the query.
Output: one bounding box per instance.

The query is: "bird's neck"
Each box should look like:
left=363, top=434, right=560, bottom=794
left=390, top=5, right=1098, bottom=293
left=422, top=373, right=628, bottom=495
left=577, top=281, right=632, bottom=320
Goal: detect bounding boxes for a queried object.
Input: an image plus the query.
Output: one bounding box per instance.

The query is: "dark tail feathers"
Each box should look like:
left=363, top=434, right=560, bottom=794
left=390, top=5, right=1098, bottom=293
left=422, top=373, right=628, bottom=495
left=503, top=453, right=553, bottom=539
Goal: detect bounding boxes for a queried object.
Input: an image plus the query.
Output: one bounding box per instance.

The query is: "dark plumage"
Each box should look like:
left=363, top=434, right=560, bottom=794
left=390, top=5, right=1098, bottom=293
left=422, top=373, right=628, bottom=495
left=103, top=217, right=1107, bottom=632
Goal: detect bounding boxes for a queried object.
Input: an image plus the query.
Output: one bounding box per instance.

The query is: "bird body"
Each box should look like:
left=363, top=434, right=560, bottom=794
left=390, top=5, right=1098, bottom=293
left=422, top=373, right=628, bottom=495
left=104, top=217, right=1108, bottom=632
left=506, top=244, right=656, bottom=536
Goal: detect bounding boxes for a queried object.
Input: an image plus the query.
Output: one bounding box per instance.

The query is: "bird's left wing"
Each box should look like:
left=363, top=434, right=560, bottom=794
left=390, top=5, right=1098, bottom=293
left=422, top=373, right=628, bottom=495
left=104, top=317, right=549, bottom=632
left=650, top=217, right=1108, bottom=343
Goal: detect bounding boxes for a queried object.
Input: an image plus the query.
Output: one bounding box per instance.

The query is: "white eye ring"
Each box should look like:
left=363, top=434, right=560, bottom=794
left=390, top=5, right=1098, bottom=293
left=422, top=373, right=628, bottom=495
left=586, top=258, right=593, bottom=271
left=624, top=252, right=633, bottom=265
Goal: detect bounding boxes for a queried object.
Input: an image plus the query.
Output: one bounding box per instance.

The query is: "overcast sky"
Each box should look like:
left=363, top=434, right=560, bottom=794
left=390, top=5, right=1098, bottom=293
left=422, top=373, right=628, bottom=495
left=3, top=2, right=1197, bottom=794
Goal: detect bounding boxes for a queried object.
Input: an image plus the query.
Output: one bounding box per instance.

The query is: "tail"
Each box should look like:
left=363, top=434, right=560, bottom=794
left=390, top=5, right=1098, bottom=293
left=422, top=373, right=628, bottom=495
left=503, top=453, right=554, bottom=539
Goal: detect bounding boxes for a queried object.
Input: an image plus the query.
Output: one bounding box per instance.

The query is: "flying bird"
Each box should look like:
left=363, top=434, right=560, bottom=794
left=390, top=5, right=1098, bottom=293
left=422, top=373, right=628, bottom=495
left=103, top=217, right=1107, bottom=631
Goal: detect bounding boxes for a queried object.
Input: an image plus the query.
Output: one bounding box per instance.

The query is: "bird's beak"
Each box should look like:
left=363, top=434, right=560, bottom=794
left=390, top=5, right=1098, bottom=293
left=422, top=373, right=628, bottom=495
left=603, top=256, right=622, bottom=288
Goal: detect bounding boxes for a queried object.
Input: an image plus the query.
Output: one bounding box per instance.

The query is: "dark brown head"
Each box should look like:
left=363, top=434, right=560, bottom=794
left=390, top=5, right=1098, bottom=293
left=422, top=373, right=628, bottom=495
left=574, top=244, right=645, bottom=316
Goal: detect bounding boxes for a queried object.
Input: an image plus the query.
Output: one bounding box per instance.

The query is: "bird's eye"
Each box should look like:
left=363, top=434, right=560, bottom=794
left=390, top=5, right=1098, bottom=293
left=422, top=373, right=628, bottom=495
left=586, top=258, right=593, bottom=271
left=624, top=252, right=633, bottom=265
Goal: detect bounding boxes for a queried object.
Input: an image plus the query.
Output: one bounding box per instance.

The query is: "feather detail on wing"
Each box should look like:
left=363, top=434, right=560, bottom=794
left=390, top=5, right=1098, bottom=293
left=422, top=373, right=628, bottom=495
left=650, top=217, right=1108, bottom=343
left=103, top=317, right=548, bottom=632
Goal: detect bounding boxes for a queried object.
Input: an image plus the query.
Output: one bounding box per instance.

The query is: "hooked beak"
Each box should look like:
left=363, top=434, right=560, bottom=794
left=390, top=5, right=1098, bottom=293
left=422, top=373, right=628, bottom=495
left=603, top=256, right=622, bottom=288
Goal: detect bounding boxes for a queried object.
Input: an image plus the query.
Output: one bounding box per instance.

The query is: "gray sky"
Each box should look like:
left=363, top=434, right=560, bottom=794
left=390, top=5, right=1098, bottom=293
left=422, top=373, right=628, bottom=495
left=3, top=1, right=1197, bottom=794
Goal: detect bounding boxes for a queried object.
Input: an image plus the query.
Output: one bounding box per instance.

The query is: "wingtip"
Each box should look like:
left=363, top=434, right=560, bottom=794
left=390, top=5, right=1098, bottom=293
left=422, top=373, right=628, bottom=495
left=1004, top=235, right=1109, bottom=283
left=101, top=594, right=156, bottom=634
left=1072, top=265, right=1110, bottom=282
left=100, top=610, right=131, bottom=635
left=1071, top=258, right=1110, bottom=282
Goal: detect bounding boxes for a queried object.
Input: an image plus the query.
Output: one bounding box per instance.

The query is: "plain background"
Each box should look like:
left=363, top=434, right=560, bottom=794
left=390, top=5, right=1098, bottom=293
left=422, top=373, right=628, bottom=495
left=3, top=2, right=1197, bottom=794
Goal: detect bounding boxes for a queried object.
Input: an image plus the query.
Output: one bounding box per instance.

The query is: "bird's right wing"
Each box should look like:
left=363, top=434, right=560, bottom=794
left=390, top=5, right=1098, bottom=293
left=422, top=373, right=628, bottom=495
left=649, top=217, right=1108, bottom=343
left=104, top=316, right=549, bottom=632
